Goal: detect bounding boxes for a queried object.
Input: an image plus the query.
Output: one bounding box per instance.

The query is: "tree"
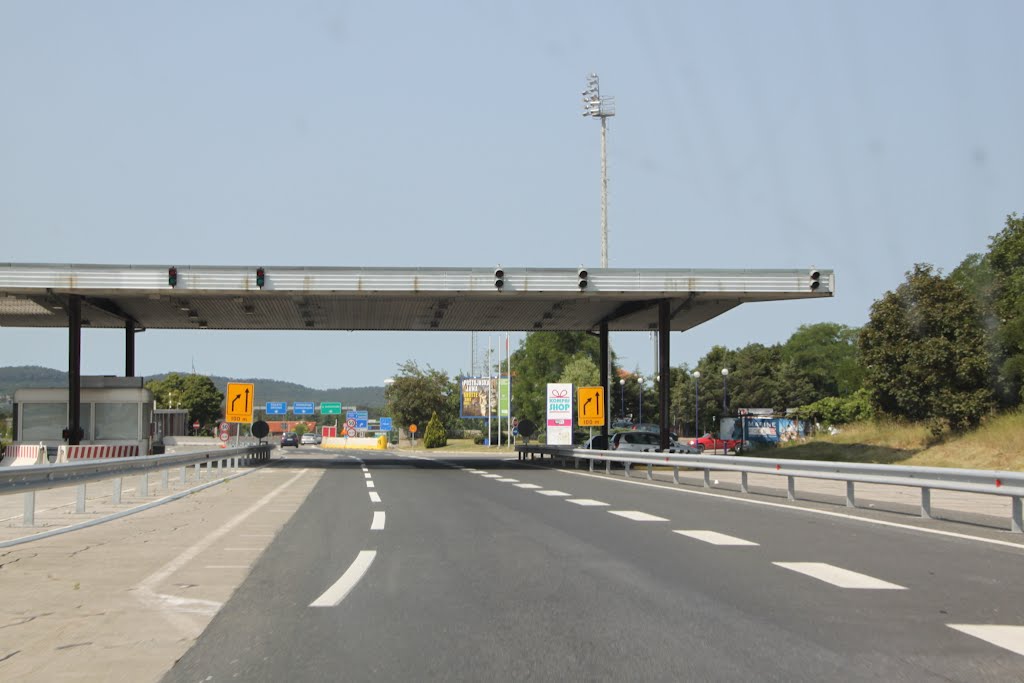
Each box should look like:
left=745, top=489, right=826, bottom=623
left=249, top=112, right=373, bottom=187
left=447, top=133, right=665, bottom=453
left=423, top=411, right=447, bottom=448
left=860, top=264, right=995, bottom=435
left=509, top=332, right=608, bottom=423
left=145, top=373, right=224, bottom=434
left=985, top=213, right=1024, bottom=404
left=780, top=323, right=864, bottom=398
left=385, top=360, right=457, bottom=434
left=558, top=355, right=600, bottom=389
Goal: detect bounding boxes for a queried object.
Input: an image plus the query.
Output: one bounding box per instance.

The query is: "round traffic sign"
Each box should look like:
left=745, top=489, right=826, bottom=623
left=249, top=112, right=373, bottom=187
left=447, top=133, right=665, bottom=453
left=346, top=418, right=357, bottom=428
left=409, top=424, right=418, bottom=433
left=512, top=417, right=519, bottom=428
left=192, top=420, right=200, bottom=430
left=347, top=428, right=356, bottom=437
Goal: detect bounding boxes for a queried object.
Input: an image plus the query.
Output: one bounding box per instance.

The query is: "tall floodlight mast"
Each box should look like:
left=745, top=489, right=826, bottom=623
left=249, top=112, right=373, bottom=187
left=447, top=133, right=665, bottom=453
left=582, top=73, right=615, bottom=268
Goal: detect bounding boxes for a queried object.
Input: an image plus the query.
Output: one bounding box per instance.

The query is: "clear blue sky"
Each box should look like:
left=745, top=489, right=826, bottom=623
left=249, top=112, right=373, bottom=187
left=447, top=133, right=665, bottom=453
left=2, top=1, right=1022, bottom=390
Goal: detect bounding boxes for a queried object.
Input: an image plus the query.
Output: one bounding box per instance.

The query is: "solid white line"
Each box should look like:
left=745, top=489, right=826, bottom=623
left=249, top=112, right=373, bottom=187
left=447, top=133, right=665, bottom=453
left=310, top=550, right=377, bottom=607
left=514, top=483, right=542, bottom=489
left=555, top=468, right=1024, bottom=551
left=496, top=478, right=519, bottom=483
left=673, top=530, right=759, bottom=546
left=240, top=534, right=274, bottom=538
left=608, top=510, right=669, bottom=522
left=224, top=547, right=262, bottom=551
left=366, top=481, right=375, bottom=488
left=567, top=499, right=608, bottom=507
left=536, top=490, right=571, bottom=496
left=371, top=510, right=386, bottom=530
left=947, top=624, right=1024, bottom=656
left=369, top=491, right=382, bottom=503
left=773, top=562, right=906, bottom=589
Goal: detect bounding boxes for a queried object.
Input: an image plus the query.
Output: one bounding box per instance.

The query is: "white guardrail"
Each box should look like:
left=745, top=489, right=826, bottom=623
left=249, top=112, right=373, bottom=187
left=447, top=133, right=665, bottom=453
left=515, top=444, right=1024, bottom=533
left=0, top=444, right=272, bottom=526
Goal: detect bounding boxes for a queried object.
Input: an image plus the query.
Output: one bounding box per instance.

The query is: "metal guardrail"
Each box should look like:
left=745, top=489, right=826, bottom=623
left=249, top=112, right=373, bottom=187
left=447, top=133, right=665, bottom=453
left=516, top=444, right=1024, bottom=533
left=1, top=444, right=273, bottom=526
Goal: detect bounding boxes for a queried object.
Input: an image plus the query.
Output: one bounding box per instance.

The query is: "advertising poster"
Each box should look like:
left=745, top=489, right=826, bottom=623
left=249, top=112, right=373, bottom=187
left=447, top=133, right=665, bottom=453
left=546, top=383, right=573, bottom=445
left=460, top=378, right=511, bottom=418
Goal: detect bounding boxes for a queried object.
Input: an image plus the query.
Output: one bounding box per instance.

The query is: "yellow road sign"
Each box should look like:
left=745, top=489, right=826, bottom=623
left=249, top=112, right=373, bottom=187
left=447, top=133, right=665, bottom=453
left=225, top=382, right=255, bottom=423
left=577, top=386, right=605, bottom=427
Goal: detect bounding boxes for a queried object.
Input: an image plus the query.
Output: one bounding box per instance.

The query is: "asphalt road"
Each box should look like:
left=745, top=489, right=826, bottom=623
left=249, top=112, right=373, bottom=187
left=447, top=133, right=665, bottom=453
left=162, top=450, right=1024, bottom=682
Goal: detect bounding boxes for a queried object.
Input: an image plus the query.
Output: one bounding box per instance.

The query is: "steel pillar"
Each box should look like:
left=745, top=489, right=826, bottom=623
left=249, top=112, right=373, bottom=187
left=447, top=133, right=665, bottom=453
left=658, top=300, right=671, bottom=452
left=125, top=320, right=136, bottom=377
left=68, top=295, right=82, bottom=446
left=599, top=322, right=609, bottom=441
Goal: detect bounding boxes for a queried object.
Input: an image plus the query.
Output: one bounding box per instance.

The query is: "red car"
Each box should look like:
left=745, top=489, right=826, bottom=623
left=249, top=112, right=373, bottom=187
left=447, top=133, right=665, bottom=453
left=688, top=433, right=744, bottom=453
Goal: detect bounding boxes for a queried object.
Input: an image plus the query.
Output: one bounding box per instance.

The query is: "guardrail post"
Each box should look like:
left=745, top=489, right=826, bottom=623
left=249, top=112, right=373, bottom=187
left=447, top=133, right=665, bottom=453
left=113, top=478, right=122, bottom=505
left=1010, top=497, right=1021, bottom=533
left=921, top=487, right=932, bottom=519
left=180, top=466, right=187, bottom=485
left=673, top=467, right=679, bottom=485
left=589, top=458, right=594, bottom=472
left=647, top=464, right=653, bottom=480
left=161, top=468, right=170, bottom=493
left=76, top=484, right=86, bottom=513
left=740, top=471, right=749, bottom=494
left=624, top=462, right=630, bottom=478
left=574, top=457, right=579, bottom=469
left=787, top=476, right=796, bottom=501
left=139, top=472, right=149, bottom=498
left=23, top=492, right=35, bottom=526
left=846, top=481, right=856, bottom=508
left=194, top=462, right=202, bottom=480
left=703, top=470, right=711, bottom=488
left=605, top=460, right=611, bottom=475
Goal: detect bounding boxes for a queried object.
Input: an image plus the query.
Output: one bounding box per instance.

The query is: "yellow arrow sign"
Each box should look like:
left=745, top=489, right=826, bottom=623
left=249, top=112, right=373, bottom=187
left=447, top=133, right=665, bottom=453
left=577, top=386, right=605, bottom=427
left=225, top=382, right=255, bottom=423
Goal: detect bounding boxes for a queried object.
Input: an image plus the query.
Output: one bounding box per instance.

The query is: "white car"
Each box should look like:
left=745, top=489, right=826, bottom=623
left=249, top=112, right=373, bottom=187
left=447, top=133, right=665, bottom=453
left=300, top=433, right=317, bottom=445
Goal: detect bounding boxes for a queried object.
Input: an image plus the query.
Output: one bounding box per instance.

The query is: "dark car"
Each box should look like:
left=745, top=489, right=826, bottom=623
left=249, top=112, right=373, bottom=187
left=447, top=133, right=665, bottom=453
left=280, top=432, right=299, bottom=447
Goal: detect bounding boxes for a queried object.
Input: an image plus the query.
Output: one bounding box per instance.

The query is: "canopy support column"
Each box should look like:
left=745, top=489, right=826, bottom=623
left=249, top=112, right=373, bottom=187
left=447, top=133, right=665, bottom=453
left=600, top=322, right=609, bottom=440
left=658, top=300, right=671, bottom=452
left=68, top=295, right=82, bottom=446
left=125, top=320, right=136, bottom=377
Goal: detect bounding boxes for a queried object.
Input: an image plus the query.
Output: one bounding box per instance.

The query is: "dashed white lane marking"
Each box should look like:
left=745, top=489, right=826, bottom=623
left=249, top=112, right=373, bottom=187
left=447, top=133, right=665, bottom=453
left=364, top=473, right=372, bottom=479
left=536, top=490, right=571, bottom=496
left=773, top=562, right=906, bottom=590
left=369, top=491, right=382, bottom=503
left=467, top=470, right=485, bottom=474
left=514, top=483, right=542, bottom=489
left=371, top=511, right=386, bottom=530
left=947, top=624, right=1024, bottom=657
left=557, top=468, right=1024, bottom=551
left=482, top=474, right=502, bottom=478
left=366, top=481, right=376, bottom=488
left=673, top=530, right=759, bottom=546
left=567, top=499, right=609, bottom=507
left=310, top=550, right=377, bottom=608
left=496, top=478, right=519, bottom=483
left=609, top=510, right=669, bottom=522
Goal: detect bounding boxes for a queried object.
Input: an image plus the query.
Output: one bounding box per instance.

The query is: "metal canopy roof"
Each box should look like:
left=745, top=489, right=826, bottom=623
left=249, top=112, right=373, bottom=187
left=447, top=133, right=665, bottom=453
left=0, top=264, right=833, bottom=333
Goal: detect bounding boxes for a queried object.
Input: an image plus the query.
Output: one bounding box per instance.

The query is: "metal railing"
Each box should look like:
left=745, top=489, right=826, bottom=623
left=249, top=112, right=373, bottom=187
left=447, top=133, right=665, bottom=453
left=516, top=444, right=1024, bottom=533
left=1, top=444, right=272, bottom=526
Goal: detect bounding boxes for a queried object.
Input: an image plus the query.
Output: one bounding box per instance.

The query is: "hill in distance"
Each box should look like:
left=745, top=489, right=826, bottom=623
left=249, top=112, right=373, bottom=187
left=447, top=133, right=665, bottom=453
left=0, top=366, right=385, bottom=408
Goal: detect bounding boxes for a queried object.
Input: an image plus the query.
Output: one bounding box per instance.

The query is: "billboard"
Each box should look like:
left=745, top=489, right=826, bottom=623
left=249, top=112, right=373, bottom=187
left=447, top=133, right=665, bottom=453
left=546, top=383, right=573, bottom=445
left=460, top=378, right=510, bottom=418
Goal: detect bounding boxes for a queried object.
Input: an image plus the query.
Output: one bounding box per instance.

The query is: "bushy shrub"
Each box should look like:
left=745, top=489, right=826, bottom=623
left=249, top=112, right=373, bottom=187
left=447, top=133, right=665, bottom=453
left=423, top=411, right=447, bottom=448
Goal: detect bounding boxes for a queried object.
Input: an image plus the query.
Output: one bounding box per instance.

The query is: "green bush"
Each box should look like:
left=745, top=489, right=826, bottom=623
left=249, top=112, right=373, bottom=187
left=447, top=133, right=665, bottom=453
left=423, top=411, right=447, bottom=448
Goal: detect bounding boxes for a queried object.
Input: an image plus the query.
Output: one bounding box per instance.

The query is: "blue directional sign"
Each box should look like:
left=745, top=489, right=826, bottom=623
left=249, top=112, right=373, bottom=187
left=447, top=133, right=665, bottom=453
left=292, top=401, right=315, bottom=415
left=379, top=417, right=393, bottom=431
left=266, top=402, right=287, bottom=415
left=356, top=418, right=369, bottom=430
left=345, top=411, right=357, bottom=420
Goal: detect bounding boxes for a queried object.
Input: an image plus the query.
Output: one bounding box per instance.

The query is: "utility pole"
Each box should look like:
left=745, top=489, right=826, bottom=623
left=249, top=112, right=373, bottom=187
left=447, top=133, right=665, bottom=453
left=582, top=73, right=615, bottom=268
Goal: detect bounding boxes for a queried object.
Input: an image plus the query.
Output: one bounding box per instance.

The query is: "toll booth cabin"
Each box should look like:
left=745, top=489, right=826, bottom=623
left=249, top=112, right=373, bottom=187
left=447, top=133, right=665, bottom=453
left=13, top=376, right=155, bottom=456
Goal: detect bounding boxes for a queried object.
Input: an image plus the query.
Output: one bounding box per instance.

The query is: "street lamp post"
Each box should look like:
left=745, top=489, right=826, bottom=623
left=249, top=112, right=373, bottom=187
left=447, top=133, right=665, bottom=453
left=637, top=376, right=644, bottom=425
left=692, top=371, right=701, bottom=437
left=721, top=368, right=729, bottom=417
left=619, top=378, right=625, bottom=419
